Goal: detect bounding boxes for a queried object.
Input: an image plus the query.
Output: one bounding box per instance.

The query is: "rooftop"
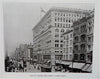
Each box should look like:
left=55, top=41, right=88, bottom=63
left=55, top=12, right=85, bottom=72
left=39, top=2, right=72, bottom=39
left=32, top=7, right=91, bottom=31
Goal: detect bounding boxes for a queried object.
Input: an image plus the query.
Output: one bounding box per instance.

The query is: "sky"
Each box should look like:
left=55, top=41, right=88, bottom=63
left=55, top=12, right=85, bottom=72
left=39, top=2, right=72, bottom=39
left=3, top=2, right=94, bottom=56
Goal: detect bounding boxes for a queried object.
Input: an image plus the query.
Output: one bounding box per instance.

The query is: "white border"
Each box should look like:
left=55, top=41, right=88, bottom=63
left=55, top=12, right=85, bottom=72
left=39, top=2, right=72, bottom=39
left=0, top=0, right=100, bottom=79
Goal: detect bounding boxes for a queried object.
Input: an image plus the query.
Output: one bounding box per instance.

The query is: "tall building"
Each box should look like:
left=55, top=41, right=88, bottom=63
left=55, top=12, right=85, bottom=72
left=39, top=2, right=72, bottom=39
left=62, top=29, right=73, bottom=61
left=32, top=7, right=90, bottom=64
left=73, top=10, right=94, bottom=64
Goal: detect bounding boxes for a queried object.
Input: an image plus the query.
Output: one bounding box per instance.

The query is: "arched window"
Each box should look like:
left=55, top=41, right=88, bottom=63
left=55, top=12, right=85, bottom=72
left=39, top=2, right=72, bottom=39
left=80, top=44, right=85, bottom=51
left=61, top=29, right=64, bottom=32
left=81, top=34, right=86, bottom=42
left=55, top=29, right=59, bottom=32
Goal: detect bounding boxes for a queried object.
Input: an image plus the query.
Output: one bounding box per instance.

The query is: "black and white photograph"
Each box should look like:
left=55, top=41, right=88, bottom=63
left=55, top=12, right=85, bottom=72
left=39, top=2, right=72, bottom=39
left=3, top=2, right=95, bottom=73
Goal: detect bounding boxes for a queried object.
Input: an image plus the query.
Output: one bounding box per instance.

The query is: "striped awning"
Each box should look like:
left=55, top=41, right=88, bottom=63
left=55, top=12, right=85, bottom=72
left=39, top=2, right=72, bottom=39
left=82, top=64, right=92, bottom=72
left=69, top=62, right=85, bottom=69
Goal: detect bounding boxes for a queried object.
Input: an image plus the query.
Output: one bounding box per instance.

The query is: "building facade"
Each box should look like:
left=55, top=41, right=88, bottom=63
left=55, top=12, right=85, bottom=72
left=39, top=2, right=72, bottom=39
left=86, top=11, right=94, bottom=63
left=62, top=29, right=73, bottom=61
left=32, top=7, right=90, bottom=64
left=73, top=10, right=94, bottom=63
left=14, top=44, right=33, bottom=62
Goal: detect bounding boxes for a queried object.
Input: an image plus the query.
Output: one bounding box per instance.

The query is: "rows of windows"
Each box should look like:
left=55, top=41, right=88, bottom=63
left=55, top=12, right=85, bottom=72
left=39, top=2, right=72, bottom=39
left=55, top=44, right=63, bottom=47
left=74, top=44, right=86, bottom=52
left=74, top=54, right=85, bottom=61
left=55, top=40, right=63, bottom=43
left=55, top=17, right=76, bottom=23
left=55, top=29, right=65, bottom=32
left=55, top=51, right=63, bottom=53
left=55, top=23, right=71, bottom=28
left=54, top=12, right=83, bottom=18
left=64, top=33, right=73, bottom=40
left=74, top=34, right=86, bottom=43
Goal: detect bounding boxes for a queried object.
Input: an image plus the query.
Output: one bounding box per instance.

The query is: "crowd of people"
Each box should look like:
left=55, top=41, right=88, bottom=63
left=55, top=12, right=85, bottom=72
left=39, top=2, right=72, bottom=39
left=5, top=56, right=27, bottom=72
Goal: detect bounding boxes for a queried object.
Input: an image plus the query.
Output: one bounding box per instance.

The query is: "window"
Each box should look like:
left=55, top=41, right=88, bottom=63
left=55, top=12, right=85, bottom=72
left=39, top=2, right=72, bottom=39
left=74, top=54, right=78, bottom=60
left=60, top=35, right=63, bottom=38
left=60, top=23, right=62, bottom=27
left=88, top=45, right=91, bottom=50
left=67, top=35, right=69, bottom=40
left=55, top=44, right=59, bottom=47
left=66, top=55, right=68, bottom=60
left=70, top=47, right=72, bottom=53
left=74, top=36, right=79, bottom=42
left=69, top=24, right=70, bottom=28
left=70, top=40, right=73, bottom=45
left=70, top=34, right=73, bottom=38
left=69, top=19, right=70, bottom=22
left=55, top=40, right=59, bottom=42
left=81, top=24, right=86, bottom=33
left=57, top=23, right=59, bottom=27
left=61, top=29, right=64, bottom=32
left=66, top=24, right=67, bottom=27
left=61, top=18, right=62, bottom=22
left=88, top=37, right=91, bottom=42
left=60, top=44, right=63, bottom=47
left=55, top=51, right=59, bottom=53
left=66, top=41, right=68, bottom=44
left=88, top=27, right=92, bottom=32
left=74, top=45, right=78, bottom=51
left=63, top=24, right=65, bottom=28
left=75, top=27, right=79, bottom=34
left=55, top=34, right=59, bottom=37
left=66, top=48, right=68, bottom=53
left=58, top=13, right=60, bottom=16
left=60, top=40, right=63, bottom=43
left=55, top=23, right=56, bottom=27
left=80, top=44, right=86, bottom=51
left=55, top=29, right=59, bottom=32
left=63, top=18, right=65, bottom=22
left=70, top=55, right=72, bottom=60
left=80, top=54, right=85, bottom=60
left=58, top=17, right=59, bottom=22
left=88, top=21, right=92, bottom=25
left=81, top=34, right=86, bottom=42
left=66, top=19, right=67, bottom=22
left=55, top=18, right=57, bottom=21
left=55, top=13, right=57, bottom=15
left=46, top=40, right=51, bottom=44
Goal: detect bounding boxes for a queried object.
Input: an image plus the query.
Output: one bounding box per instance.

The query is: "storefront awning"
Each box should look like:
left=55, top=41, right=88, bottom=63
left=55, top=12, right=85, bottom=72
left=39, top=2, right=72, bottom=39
left=69, top=62, right=85, bottom=69
left=82, top=64, right=92, bottom=72
left=61, top=61, right=72, bottom=65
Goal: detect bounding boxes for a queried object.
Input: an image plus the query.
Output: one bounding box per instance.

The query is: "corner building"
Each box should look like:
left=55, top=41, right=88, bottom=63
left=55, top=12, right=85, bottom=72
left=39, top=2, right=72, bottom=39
left=32, top=7, right=90, bottom=63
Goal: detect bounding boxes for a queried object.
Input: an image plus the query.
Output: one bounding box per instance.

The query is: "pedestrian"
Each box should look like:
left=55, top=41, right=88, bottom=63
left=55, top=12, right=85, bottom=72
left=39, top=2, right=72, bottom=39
left=18, top=59, right=24, bottom=72
left=23, top=60, right=27, bottom=72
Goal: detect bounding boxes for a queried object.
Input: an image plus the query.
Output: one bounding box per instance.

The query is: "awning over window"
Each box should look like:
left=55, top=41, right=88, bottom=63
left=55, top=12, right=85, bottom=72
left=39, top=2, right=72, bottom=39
left=69, top=62, right=85, bottom=69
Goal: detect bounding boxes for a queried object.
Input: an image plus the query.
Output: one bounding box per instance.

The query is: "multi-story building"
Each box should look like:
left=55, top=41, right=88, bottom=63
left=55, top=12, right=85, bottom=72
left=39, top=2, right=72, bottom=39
left=32, top=7, right=90, bottom=64
left=62, top=29, right=73, bottom=61
left=73, top=10, right=94, bottom=63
